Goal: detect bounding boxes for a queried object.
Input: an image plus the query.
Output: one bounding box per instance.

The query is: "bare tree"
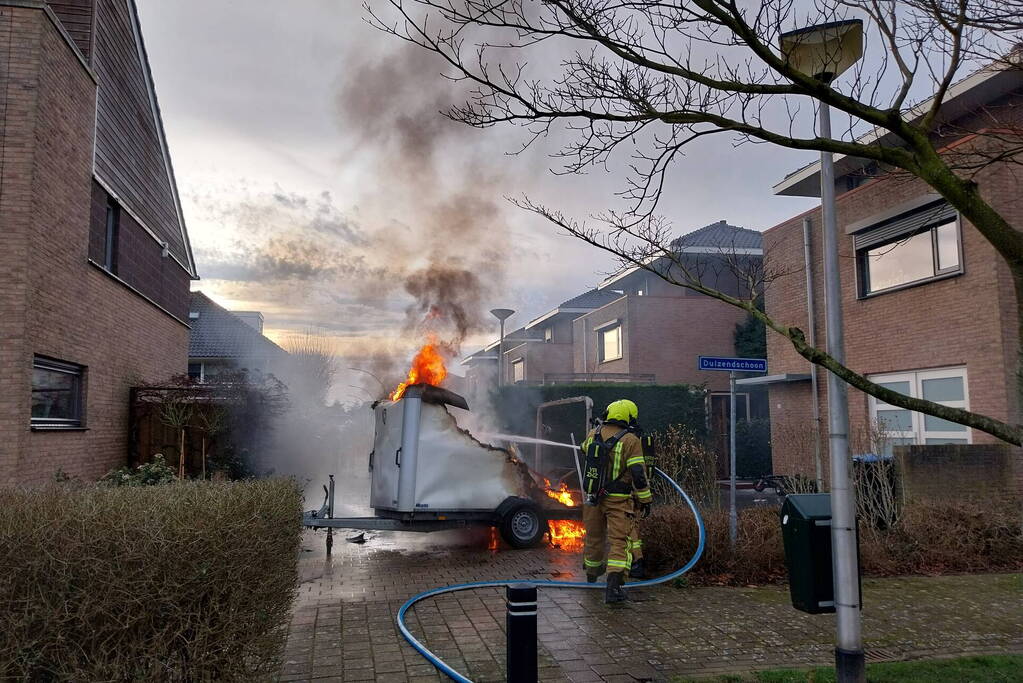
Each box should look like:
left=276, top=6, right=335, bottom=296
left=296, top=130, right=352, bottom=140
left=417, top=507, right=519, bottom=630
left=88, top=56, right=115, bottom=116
left=370, top=0, right=1023, bottom=444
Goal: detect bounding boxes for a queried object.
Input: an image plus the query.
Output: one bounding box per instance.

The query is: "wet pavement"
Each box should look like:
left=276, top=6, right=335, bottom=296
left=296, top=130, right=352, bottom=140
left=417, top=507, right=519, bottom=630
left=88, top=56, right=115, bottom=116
left=283, top=528, right=1023, bottom=682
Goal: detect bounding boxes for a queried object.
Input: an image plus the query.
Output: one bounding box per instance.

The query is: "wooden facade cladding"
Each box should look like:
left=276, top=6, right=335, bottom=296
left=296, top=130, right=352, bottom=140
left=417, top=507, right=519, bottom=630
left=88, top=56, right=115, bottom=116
left=46, top=0, right=94, bottom=60
left=90, top=0, right=193, bottom=275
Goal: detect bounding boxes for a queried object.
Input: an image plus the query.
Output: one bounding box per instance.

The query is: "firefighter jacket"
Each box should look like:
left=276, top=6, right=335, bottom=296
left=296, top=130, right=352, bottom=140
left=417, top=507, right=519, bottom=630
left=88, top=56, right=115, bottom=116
left=581, top=424, right=653, bottom=504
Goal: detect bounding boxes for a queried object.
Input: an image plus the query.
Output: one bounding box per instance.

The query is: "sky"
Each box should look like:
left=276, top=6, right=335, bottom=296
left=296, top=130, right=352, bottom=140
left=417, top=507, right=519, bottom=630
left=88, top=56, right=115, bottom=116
left=135, top=1, right=821, bottom=395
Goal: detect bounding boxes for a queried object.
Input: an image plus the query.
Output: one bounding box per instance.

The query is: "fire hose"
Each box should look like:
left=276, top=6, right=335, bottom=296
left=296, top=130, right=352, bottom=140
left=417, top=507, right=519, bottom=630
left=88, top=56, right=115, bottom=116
left=396, top=466, right=706, bottom=682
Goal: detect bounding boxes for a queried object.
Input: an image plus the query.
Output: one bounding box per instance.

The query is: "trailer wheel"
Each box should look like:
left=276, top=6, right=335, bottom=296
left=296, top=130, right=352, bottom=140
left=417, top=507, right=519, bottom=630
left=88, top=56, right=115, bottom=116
left=498, top=501, right=545, bottom=549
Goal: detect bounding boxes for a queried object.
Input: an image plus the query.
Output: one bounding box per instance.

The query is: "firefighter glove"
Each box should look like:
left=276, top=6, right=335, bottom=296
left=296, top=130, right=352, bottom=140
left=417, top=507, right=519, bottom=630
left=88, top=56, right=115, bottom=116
left=640, top=502, right=652, bottom=518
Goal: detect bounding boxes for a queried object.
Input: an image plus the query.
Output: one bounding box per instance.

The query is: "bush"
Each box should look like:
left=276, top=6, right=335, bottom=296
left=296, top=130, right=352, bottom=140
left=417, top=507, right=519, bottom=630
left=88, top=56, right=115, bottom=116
left=642, top=506, right=787, bottom=586
left=649, top=424, right=719, bottom=509
left=735, top=417, right=772, bottom=479
left=642, top=499, right=1023, bottom=586
left=101, top=453, right=177, bottom=486
left=0, top=479, right=302, bottom=681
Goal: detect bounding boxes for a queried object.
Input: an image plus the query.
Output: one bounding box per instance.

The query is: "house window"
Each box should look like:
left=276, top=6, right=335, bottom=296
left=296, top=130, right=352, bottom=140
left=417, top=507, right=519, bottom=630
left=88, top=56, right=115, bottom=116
left=31, top=356, right=85, bottom=428
left=511, top=359, right=525, bottom=383
left=188, top=362, right=204, bottom=382
left=868, top=367, right=970, bottom=454
left=103, top=196, right=120, bottom=273
left=544, top=327, right=553, bottom=343
left=855, top=202, right=962, bottom=296
left=599, top=325, right=622, bottom=362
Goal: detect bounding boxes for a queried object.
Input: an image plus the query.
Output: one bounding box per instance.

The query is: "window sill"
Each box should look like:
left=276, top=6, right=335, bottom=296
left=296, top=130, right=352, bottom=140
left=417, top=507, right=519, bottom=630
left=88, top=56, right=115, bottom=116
left=600, top=357, right=623, bottom=364
left=31, top=425, right=88, bottom=432
left=858, top=269, right=963, bottom=300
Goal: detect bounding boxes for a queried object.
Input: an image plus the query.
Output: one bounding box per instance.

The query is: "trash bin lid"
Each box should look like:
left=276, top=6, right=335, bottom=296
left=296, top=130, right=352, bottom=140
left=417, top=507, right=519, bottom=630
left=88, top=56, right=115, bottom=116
left=781, top=493, right=832, bottom=520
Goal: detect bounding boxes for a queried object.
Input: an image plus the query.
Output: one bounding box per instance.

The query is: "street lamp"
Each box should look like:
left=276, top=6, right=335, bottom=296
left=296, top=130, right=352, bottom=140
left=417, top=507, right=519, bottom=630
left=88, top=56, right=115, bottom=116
left=490, top=308, right=514, bottom=387
left=780, top=19, right=864, bottom=683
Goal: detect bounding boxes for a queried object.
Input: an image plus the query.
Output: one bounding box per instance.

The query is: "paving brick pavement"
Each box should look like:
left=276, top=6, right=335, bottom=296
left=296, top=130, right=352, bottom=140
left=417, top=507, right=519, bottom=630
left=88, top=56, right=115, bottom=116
left=284, top=529, right=1023, bottom=682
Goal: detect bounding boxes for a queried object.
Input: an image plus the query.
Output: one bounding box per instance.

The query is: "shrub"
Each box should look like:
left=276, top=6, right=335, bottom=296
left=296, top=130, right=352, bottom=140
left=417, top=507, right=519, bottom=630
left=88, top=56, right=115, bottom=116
left=642, top=499, right=1023, bottom=586
left=735, top=417, right=772, bottom=479
left=642, top=506, right=787, bottom=586
left=0, top=479, right=302, bottom=681
left=101, top=453, right=177, bottom=486
left=649, top=424, right=719, bottom=509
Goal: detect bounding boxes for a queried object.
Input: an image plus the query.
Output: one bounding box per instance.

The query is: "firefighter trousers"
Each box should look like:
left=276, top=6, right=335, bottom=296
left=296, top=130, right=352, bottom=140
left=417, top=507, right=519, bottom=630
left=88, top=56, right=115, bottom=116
left=628, top=508, right=643, bottom=562
left=582, top=496, right=635, bottom=574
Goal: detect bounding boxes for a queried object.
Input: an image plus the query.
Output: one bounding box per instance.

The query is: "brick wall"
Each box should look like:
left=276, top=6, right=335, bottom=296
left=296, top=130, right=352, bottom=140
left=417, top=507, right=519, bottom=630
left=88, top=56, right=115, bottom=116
left=0, top=7, right=188, bottom=485
left=764, top=137, right=1022, bottom=475
left=894, top=444, right=1022, bottom=505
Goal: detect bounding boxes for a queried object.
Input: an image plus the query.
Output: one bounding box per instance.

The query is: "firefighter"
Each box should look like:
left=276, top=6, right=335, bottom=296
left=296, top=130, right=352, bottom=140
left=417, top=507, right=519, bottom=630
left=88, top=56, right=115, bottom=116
left=627, top=429, right=656, bottom=579
left=580, top=399, right=653, bottom=603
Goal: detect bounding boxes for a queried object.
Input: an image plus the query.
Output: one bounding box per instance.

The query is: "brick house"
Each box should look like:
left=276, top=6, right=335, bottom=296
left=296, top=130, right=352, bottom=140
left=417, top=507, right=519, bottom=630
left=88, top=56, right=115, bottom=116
left=757, top=63, right=1023, bottom=477
left=0, top=1, right=196, bottom=484
left=578, top=221, right=762, bottom=395
left=462, top=221, right=763, bottom=435
left=187, top=292, right=287, bottom=382
left=501, top=289, right=623, bottom=385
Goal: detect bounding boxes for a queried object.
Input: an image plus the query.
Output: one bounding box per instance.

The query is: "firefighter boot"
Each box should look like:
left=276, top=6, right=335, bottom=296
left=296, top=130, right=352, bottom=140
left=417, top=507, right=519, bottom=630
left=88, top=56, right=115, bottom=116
left=629, top=558, right=646, bottom=579
left=585, top=564, right=605, bottom=583
left=604, top=572, right=627, bottom=603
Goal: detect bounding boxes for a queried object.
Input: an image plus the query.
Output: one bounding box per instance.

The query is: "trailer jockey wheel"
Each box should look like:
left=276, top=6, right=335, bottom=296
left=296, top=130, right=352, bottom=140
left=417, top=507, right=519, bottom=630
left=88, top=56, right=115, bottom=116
left=498, top=500, right=545, bottom=549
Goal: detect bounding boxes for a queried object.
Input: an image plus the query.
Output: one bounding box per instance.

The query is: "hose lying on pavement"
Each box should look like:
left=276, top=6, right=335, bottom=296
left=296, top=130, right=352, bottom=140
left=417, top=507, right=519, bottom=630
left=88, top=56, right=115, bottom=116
left=396, top=467, right=707, bottom=682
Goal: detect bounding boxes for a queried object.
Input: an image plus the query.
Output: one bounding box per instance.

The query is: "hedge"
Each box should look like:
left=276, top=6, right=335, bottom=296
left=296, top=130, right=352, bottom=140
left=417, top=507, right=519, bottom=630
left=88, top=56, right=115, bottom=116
left=642, top=500, right=1023, bottom=586
left=0, top=479, right=302, bottom=681
left=491, top=383, right=706, bottom=440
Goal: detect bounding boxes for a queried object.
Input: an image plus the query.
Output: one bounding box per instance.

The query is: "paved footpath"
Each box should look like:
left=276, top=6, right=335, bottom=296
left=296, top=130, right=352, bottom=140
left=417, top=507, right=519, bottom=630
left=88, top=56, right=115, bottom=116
left=282, top=529, right=1022, bottom=682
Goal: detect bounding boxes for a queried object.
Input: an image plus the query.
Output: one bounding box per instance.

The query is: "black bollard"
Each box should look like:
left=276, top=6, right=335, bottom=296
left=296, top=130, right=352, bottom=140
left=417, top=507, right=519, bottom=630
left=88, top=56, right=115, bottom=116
left=506, top=583, right=538, bottom=683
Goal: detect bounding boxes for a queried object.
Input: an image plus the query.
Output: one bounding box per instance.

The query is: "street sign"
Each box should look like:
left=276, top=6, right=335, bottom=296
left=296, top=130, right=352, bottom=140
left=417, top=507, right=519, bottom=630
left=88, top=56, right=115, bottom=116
left=698, top=356, right=767, bottom=373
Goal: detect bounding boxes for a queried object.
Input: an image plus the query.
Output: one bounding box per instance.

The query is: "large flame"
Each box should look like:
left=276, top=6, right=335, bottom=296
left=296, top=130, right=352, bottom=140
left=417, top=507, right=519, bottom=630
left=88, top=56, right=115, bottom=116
left=543, top=479, right=577, bottom=507
left=547, top=520, right=585, bottom=552
left=390, top=341, right=448, bottom=401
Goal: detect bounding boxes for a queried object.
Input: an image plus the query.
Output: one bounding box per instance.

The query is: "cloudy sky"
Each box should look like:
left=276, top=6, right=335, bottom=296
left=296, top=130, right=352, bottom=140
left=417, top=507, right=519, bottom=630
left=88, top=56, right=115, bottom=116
left=136, top=1, right=820, bottom=393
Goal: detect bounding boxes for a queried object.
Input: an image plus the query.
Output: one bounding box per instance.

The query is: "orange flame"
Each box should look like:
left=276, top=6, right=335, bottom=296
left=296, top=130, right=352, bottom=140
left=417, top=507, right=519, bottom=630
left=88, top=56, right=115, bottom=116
left=390, top=341, right=448, bottom=401
left=543, top=479, right=577, bottom=507
left=547, top=519, right=585, bottom=552
left=488, top=526, right=499, bottom=552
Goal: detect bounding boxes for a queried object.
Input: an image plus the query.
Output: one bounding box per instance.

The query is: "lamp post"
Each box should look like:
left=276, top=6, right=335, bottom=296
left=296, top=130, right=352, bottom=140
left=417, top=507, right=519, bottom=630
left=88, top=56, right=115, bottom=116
left=490, top=308, right=514, bottom=387
left=780, top=19, right=865, bottom=683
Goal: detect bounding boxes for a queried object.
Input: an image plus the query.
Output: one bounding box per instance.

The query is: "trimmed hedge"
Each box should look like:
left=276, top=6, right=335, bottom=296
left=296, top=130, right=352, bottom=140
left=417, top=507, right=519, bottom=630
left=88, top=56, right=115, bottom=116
left=0, top=479, right=302, bottom=681
left=642, top=500, right=1023, bottom=586
left=492, top=383, right=706, bottom=439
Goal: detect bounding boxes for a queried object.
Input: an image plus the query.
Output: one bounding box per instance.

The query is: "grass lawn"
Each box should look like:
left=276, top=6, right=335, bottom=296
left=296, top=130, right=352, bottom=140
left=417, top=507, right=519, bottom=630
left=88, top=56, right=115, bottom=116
left=672, top=654, right=1023, bottom=682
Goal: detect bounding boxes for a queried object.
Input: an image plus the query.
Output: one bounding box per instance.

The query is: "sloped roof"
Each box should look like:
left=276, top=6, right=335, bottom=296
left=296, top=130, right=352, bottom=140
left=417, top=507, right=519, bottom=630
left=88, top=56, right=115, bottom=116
left=188, top=291, right=286, bottom=361
left=599, top=220, right=763, bottom=288
left=559, top=289, right=624, bottom=308
left=774, top=56, right=1023, bottom=197
left=671, top=220, right=763, bottom=251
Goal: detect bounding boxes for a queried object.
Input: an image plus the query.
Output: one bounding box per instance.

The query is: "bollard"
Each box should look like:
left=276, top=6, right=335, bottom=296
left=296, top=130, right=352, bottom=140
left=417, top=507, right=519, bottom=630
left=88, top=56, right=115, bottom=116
left=506, top=583, right=538, bottom=683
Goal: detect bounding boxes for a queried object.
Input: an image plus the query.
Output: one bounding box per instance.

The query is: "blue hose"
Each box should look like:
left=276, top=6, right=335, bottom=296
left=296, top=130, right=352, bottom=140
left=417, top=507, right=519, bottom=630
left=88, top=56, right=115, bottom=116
left=395, top=467, right=707, bottom=682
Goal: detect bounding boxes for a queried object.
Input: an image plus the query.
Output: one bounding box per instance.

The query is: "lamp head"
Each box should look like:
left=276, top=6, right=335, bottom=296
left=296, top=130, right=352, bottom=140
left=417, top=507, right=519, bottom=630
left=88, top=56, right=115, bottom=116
left=780, top=19, right=863, bottom=83
left=490, top=308, right=515, bottom=322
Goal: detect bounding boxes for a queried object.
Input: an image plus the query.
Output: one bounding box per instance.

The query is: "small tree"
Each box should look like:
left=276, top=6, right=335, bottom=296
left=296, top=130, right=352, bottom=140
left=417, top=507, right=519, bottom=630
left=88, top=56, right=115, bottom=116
left=195, top=406, right=228, bottom=480
left=158, top=400, right=193, bottom=479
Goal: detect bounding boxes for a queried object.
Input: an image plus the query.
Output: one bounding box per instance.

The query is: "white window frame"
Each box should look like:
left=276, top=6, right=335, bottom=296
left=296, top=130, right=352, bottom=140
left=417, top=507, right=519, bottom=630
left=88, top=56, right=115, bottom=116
left=599, top=325, right=623, bottom=362
left=544, top=326, right=553, bottom=343
left=868, top=366, right=971, bottom=449
left=511, top=359, right=525, bottom=383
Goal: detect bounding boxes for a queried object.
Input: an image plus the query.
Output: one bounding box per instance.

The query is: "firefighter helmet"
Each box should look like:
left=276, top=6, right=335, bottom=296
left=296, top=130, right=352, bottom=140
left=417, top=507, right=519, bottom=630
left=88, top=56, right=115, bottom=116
left=605, top=399, right=638, bottom=425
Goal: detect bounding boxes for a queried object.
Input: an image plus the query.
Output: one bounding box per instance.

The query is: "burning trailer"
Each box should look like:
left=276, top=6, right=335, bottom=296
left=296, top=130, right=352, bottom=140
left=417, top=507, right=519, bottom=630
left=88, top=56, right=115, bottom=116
left=305, top=383, right=582, bottom=548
